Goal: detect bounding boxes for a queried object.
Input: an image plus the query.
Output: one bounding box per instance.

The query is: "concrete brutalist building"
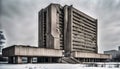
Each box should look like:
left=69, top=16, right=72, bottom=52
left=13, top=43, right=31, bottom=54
left=2, top=3, right=111, bottom=64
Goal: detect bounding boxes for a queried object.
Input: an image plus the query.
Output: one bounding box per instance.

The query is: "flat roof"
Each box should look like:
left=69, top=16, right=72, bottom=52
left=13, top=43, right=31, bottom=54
left=2, top=45, right=63, bottom=57
left=73, top=51, right=111, bottom=59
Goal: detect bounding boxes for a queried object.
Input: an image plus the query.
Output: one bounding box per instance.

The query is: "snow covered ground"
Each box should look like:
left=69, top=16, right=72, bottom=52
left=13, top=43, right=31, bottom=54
left=0, top=63, right=120, bottom=69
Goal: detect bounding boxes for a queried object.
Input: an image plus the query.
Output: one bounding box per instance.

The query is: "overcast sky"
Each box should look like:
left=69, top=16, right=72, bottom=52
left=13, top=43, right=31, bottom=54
left=0, top=0, right=120, bottom=53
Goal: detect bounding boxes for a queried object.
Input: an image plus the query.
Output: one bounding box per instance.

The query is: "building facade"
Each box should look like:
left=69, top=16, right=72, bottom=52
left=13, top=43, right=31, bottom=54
left=38, top=3, right=98, bottom=57
left=38, top=4, right=98, bottom=55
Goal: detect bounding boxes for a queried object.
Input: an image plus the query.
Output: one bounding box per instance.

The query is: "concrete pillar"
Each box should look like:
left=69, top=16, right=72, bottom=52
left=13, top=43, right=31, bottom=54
left=48, top=57, right=52, bottom=63
left=28, top=57, right=32, bottom=63
left=92, top=58, right=94, bottom=62
left=8, top=57, right=13, bottom=64
left=94, top=59, right=95, bottom=62
left=86, top=58, right=88, bottom=62
left=88, top=58, right=90, bottom=62
left=83, top=58, right=85, bottom=62
left=15, top=56, right=22, bottom=64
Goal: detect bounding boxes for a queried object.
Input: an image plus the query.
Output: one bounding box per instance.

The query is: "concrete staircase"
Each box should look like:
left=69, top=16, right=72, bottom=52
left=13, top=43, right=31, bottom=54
left=61, top=57, right=80, bottom=64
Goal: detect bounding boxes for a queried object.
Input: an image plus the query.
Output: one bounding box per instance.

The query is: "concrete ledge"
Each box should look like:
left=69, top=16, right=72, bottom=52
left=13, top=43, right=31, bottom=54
left=73, top=51, right=112, bottom=59
left=2, top=45, right=63, bottom=57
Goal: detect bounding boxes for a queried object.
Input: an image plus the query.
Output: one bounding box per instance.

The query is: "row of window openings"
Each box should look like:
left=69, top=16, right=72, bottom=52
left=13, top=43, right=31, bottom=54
left=72, top=21, right=96, bottom=32
left=72, top=35, right=96, bottom=41
left=73, top=48, right=96, bottom=51
left=59, top=15, right=64, bottom=19
left=74, top=50, right=96, bottom=53
left=73, top=26, right=96, bottom=35
left=73, top=40, right=96, bottom=45
left=73, top=27, right=96, bottom=36
left=72, top=38, right=96, bottom=44
left=72, top=15, right=96, bottom=28
left=73, top=21, right=96, bottom=32
left=72, top=33, right=96, bottom=41
left=72, top=32, right=95, bottom=38
left=72, top=17, right=96, bottom=30
left=73, top=43, right=96, bottom=47
left=72, top=40, right=96, bottom=45
left=72, top=25, right=96, bottom=34
left=59, top=18, right=64, bottom=22
left=72, top=28, right=96, bottom=35
left=72, top=17, right=96, bottom=28
left=73, top=46, right=96, bottom=51
left=73, top=48, right=96, bottom=52
left=72, top=11, right=96, bottom=26
left=72, top=42, right=96, bottom=47
left=72, top=29, right=96, bottom=38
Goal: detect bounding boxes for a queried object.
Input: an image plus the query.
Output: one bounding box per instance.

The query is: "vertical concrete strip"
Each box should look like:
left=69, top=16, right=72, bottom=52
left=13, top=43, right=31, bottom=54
left=15, top=56, right=22, bottom=64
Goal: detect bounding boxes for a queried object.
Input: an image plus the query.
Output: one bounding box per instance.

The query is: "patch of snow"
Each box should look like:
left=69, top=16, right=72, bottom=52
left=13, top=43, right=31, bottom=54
left=0, top=63, right=120, bottom=69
